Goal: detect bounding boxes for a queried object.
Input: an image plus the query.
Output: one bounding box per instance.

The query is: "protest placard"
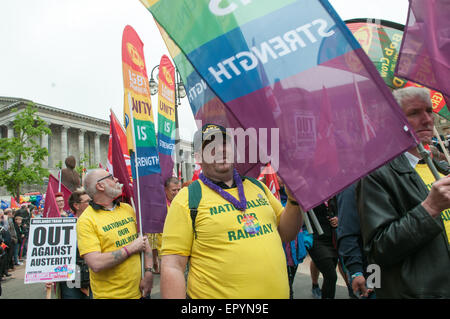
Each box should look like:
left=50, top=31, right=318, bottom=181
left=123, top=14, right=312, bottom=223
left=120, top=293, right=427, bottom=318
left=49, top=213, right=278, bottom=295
left=24, top=218, right=77, bottom=284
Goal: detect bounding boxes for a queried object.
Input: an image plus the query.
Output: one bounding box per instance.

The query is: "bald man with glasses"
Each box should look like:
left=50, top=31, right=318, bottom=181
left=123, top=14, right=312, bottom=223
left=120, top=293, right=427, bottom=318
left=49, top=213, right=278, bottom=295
left=76, top=169, right=153, bottom=299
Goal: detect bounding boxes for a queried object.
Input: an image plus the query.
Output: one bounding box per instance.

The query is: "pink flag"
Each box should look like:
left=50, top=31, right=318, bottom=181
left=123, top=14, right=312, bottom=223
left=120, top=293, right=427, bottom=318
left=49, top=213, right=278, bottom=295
left=313, top=86, right=339, bottom=179
left=48, top=174, right=71, bottom=212
left=43, top=181, right=60, bottom=218
left=354, top=77, right=376, bottom=142
left=395, top=0, right=450, bottom=102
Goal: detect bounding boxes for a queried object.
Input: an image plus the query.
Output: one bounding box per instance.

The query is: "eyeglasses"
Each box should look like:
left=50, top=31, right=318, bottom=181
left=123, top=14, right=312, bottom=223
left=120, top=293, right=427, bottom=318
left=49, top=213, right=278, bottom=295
left=78, top=199, right=91, bottom=204
left=97, top=173, right=114, bottom=183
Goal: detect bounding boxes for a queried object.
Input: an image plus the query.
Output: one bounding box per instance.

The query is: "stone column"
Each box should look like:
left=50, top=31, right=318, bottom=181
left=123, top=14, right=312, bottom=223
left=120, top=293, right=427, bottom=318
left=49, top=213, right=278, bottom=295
left=61, top=125, right=69, bottom=163
left=41, top=132, right=49, bottom=168
left=5, top=122, right=15, bottom=169
left=94, top=132, right=101, bottom=166
left=78, top=129, right=86, bottom=161
left=7, top=122, right=14, bottom=138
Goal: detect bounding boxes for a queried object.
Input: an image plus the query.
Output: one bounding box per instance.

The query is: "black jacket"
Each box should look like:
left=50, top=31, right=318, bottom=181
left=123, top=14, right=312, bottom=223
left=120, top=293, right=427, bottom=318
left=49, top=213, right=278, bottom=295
left=357, top=154, right=450, bottom=298
left=336, top=183, right=368, bottom=276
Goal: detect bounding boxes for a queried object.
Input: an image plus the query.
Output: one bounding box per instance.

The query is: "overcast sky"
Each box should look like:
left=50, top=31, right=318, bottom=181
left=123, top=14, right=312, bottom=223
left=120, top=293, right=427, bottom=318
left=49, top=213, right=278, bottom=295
left=0, top=0, right=409, bottom=141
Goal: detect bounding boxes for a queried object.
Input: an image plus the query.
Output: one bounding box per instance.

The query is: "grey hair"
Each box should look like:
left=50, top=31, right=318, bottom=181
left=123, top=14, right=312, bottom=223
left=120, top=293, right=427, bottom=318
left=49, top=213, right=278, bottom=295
left=83, top=169, right=106, bottom=198
left=392, top=86, right=432, bottom=110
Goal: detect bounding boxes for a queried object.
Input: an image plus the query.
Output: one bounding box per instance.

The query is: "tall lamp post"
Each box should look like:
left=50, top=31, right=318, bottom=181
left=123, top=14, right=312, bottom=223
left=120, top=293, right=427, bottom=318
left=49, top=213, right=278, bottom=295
left=149, top=64, right=187, bottom=181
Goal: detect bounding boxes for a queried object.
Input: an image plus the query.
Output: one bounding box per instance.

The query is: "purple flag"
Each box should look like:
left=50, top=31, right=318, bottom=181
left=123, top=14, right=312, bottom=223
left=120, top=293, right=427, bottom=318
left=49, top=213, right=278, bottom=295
left=146, top=0, right=419, bottom=211
left=395, top=0, right=450, bottom=102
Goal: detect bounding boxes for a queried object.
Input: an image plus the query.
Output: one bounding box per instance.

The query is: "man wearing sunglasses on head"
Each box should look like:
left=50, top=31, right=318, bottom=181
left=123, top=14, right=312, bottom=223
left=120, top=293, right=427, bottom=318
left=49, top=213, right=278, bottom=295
left=76, top=169, right=153, bottom=299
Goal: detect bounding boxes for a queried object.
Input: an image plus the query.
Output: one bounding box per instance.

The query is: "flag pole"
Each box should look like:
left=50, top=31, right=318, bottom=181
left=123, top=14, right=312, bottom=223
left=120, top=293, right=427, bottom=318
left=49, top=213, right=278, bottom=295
left=58, top=170, right=62, bottom=192
left=302, top=211, right=313, bottom=234
left=417, top=143, right=441, bottom=181
left=433, top=126, right=450, bottom=164
left=308, top=209, right=324, bottom=236
left=127, top=92, right=145, bottom=279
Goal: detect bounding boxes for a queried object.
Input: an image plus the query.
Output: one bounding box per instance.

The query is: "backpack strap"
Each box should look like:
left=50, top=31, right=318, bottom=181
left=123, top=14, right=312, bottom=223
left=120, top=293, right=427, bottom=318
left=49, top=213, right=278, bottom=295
left=188, top=180, right=202, bottom=239
left=188, top=177, right=266, bottom=240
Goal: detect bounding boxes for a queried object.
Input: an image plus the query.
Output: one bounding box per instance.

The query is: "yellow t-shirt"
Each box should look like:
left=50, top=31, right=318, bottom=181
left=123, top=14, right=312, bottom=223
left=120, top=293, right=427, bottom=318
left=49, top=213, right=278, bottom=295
left=161, top=178, right=289, bottom=299
left=147, top=203, right=168, bottom=253
left=147, top=233, right=163, bottom=252
left=77, top=203, right=141, bottom=299
left=415, top=164, right=450, bottom=244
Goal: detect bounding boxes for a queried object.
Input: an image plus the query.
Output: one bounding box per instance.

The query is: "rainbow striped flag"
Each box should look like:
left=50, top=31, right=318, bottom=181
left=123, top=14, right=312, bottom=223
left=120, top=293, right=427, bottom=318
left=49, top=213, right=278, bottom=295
left=143, top=0, right=418, bottom=210
left=122, top=25, right=166, bottom=233
left=156, top=55, right=176, bottom=183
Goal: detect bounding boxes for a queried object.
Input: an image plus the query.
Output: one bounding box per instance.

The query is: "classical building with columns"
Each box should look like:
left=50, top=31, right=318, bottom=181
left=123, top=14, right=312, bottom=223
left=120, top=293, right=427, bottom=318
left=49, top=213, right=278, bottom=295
left=0, top=96, right=109, bottom=194
left=0, top=96, right=196, bottom=195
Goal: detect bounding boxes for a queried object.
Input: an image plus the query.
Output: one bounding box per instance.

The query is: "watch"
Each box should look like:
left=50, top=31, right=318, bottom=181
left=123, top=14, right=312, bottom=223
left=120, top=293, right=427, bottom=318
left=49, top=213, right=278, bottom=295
left=144, top=267, right=154, bottom=273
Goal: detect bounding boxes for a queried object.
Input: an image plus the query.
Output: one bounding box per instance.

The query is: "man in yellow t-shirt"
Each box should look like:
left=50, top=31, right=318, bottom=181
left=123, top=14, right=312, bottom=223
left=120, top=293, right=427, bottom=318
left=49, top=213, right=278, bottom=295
left=77, top=169, right=153, bottom=299
left=160, top=124, right=304, bottom=299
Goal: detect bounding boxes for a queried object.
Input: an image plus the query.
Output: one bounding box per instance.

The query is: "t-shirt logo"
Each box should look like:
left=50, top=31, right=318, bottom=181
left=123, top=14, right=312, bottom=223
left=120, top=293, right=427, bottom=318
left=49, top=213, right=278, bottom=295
left=241, top=214, right=261, bottom=235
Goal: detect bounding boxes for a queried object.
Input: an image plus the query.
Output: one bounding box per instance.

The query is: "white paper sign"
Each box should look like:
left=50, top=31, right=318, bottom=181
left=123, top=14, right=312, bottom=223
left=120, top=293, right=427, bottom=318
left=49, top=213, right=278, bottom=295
left=24, top=218, right=77, bottom=284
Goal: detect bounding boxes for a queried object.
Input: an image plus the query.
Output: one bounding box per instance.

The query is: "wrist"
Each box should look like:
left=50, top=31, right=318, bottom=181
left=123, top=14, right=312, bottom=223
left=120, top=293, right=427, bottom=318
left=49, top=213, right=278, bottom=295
left=351, top=272, right=364, bottom=279
left=123, top=246, right=131, bottom=258
left=144, top=267, right=154, bottom=274
left=421, top=201, right=440, bottom=218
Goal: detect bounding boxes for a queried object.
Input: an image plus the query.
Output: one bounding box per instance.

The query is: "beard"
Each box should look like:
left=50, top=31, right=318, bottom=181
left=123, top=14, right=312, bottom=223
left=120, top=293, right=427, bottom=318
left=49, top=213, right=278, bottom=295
left=105, top=183, right=123, bottom=199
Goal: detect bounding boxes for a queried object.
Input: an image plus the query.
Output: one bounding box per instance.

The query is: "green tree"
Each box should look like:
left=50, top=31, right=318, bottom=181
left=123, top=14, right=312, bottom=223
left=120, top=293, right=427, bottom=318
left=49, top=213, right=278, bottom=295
left=0, top=103, right=52, bottom=200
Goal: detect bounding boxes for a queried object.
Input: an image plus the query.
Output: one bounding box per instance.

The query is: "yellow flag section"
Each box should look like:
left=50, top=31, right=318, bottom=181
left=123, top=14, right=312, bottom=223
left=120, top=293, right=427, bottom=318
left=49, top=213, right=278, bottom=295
left=122, top=25, right=160, bottom=177
left=415, top=163, right=450, bottom=244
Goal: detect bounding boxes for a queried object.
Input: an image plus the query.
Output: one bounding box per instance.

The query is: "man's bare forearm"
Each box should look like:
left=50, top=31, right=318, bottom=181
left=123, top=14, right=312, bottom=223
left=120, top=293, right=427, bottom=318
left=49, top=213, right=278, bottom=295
left=143, top=249, right=153, bottom=269
left=84, top=247, right=130, bottom=273
left=278, top=202, right=303, bottom=242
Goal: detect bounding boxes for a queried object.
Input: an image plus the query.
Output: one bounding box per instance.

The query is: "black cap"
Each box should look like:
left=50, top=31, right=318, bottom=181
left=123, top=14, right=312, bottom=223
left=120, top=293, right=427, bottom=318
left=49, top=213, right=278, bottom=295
left=193, top=124, right=231, bottom=152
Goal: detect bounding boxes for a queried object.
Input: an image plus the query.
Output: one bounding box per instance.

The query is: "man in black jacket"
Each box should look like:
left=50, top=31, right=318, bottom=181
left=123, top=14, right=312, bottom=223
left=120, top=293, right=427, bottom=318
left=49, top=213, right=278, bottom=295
left=357, top=87, right=450, bottom=298
left=336, top=183, right=374, bottom=299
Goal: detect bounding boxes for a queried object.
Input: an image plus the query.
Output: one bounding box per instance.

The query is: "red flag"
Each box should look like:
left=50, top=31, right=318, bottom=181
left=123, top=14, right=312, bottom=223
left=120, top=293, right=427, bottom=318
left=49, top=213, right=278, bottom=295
left=192, top=163, right=202, bottom=181
left=48, top=174, right=71, bottom=212
left=10, top=197, right=19, bottom=209
left=43, top=181, right=60, bottom=218
left=108, top=109, right=132, bottom=178
left=110, top=113, right=134, bottom=205
left=259, top=164, right=280, bottom=200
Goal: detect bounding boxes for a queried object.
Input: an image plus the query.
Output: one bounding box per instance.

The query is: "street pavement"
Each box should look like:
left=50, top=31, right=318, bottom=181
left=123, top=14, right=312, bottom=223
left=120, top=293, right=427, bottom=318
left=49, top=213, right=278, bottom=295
left=0, top=256, right=350, bottom=299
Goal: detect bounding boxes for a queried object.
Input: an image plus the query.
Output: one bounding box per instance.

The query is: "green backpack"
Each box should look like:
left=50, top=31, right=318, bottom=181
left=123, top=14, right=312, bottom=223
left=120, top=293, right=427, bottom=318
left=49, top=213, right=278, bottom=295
left=188, top=177, right=267, bottom=239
